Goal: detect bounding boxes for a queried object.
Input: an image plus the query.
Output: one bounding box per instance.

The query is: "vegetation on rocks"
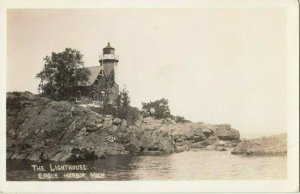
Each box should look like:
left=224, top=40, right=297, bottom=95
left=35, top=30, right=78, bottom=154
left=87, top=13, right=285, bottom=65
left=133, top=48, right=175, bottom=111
left=141, top=98, right=190, bottom=123
left=90, top=88, right=140, bottom=124
left=36, top=48, right=91, bottom=100
left=142, top=98, right=171, bottom=119
left=7, top=92, right=241, bottom=162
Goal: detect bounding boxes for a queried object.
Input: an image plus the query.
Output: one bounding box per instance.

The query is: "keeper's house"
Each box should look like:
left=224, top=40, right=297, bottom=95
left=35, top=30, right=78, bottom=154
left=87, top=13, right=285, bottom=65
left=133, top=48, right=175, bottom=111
left=75, top=43, right=120, bottom=105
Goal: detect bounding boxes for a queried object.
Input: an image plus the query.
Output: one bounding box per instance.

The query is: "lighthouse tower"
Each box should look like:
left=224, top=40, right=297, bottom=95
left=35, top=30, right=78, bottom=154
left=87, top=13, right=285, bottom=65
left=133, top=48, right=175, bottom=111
left=99, top=42, right=119, bottom=83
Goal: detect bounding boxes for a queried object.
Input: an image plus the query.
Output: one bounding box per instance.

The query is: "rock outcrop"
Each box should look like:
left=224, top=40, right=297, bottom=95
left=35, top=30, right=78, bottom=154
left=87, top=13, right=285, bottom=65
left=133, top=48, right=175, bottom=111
left=231, top=133, right=287, bottom=156
left=6, top=92, right=240, bottom=162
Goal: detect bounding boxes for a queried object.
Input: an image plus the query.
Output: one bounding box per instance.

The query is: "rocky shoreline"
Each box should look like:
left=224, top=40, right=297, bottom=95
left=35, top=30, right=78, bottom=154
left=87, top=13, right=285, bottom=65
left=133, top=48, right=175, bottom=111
left=232, top=133, right=287, bottom=156
left=7, top=92, right=241, bottom=162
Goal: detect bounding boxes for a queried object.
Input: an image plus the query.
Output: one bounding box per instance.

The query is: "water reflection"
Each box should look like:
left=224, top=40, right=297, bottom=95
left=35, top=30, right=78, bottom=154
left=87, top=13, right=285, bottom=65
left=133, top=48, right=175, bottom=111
left=87, top=154, right=139, bottom=180
left=132, top=155, right=173, bottom=180
left=7, top=150, right=287, bottom=181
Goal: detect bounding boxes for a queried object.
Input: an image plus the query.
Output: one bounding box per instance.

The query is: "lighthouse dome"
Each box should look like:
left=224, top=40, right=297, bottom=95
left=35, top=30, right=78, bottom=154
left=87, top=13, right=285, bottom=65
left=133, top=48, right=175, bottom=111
left=103, top=42, right=115, bottom=54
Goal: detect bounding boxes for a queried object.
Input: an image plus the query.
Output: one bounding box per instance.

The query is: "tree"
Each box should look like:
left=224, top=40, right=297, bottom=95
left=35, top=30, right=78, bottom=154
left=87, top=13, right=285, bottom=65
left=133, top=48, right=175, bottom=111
left=91, top=87, right=140, bottom=124
left=142, top=98, right=171, bottom=119
left=117, top=88, right=131, bottom=119
left=114, top=87, right=140, bottom=123
left=92, top=70, right=115, bottom=109
left=36, top=48, right=90, bottom=100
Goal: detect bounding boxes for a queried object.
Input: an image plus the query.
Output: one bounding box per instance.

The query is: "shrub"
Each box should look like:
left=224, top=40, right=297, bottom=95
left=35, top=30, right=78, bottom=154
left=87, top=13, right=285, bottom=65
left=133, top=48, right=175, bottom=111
left=142, top=98, right=171, bottom=119
left=126, top=107, right=141, bottom=124
left=172, top=115, right=191, bottom=123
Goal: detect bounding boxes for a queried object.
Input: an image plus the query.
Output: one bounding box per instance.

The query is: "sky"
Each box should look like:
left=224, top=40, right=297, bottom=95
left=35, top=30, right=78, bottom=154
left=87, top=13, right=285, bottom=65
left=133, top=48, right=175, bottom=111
left=7, top=9, right=287, bottom=137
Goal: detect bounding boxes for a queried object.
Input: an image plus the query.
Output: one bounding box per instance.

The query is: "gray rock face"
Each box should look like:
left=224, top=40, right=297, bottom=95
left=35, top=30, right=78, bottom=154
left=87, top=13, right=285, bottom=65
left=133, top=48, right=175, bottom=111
left=113, top=118, right=122, bottom=125
left=214, top=124, right=231, bottom=131
left=11, top=153, right=27, bottom=160
left=42, top=148, right=60, bottom=161
left=232, top=133, right=287, bottom=156
left=6, top=92, right=241, bottom=162
left=125, top=144, right=140, bottom=153
left=26, top=151, right=42, bottom=161
left=215, top=127, right=240, bottom=141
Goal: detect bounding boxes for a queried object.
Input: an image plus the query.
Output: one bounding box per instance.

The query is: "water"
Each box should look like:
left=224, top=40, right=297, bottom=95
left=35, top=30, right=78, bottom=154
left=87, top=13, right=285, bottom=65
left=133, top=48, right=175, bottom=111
left=6, top=150, right=287, bottom=181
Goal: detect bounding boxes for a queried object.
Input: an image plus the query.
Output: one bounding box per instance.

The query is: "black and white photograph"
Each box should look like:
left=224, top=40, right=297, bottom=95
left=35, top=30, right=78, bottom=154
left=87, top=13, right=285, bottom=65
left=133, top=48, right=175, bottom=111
left=0, top=0, right=299, bottom=193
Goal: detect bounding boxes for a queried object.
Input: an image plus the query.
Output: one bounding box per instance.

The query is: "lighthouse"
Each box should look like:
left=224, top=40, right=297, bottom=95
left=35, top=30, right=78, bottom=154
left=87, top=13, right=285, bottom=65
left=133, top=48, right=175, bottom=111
left=99, top=42, right=119, bottom=83
left=73, top=42, right=120, bottom=104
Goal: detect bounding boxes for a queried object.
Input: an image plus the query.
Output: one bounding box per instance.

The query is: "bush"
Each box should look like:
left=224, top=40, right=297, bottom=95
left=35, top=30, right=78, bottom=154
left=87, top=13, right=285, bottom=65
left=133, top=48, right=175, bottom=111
left=126, top=107, right=141, bottom=124
left=142, top=98, right=171, bottom=119
left=89, top=88, right=141, bottom=124
left=172, top=115, right=191, bottom=123
left=116, top=89, right=141, bottom=124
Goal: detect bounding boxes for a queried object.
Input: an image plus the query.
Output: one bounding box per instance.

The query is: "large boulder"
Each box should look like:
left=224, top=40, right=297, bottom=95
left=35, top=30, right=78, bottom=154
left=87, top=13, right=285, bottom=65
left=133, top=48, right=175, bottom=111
left=190, top=142, right=206, bottom=149
left=50, top=147, right=78, bottom=162
left=103, top=118, right=113, bottom=129
left=175, top=144, right=189, bottom=152
left=158, top=139, right=175, bottom=153
left=94, top=147, right=107, bottom=159
left=215, top=128, right=240, bottom=141
left=26, top=151, right=42, bottom=161
left=113, top=118, right=122, bottom=125
left=139, top=117, right=163, bottom=131
left=232, top=133, right=287, bottom=156
left=125, top=143, right=140, bottom=153
left=42, top=148, right=61, bottom=161
left=11, top=152, right=27, bottom=160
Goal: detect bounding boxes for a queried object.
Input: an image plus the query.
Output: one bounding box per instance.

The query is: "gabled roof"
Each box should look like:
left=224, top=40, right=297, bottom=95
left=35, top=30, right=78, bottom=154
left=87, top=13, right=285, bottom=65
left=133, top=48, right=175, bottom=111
left=85, top=66, right=101, bottom=85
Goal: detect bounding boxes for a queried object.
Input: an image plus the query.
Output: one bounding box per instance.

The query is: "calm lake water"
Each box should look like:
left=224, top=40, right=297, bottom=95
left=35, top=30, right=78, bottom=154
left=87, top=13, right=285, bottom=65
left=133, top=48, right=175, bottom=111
left=7, top=150, right=287, bottom=181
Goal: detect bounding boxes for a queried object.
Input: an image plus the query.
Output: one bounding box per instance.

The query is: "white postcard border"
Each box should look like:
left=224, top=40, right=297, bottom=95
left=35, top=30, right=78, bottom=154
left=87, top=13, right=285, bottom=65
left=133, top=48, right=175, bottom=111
left=0, top=0, right=298, bottom=192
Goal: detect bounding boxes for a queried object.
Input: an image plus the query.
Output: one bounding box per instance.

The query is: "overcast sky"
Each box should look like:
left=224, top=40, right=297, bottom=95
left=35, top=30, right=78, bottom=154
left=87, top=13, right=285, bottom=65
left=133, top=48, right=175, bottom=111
left=7, top=9, right=287, bottom=137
